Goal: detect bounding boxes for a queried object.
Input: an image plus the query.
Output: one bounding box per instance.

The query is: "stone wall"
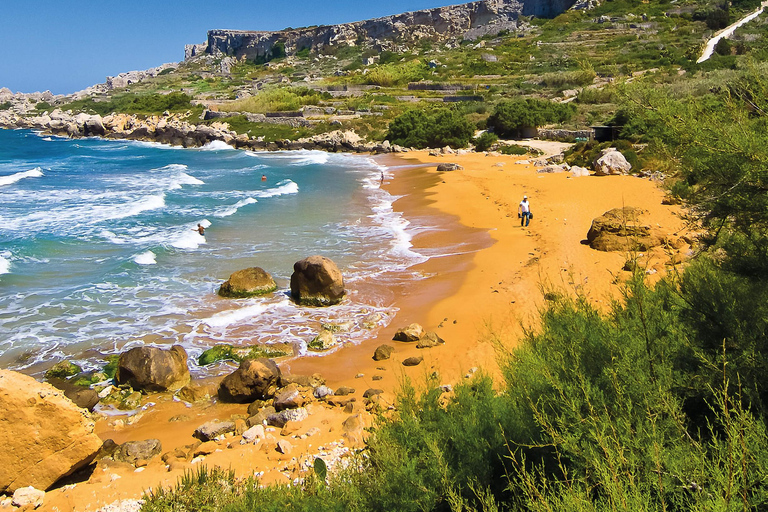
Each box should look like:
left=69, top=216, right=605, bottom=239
left=193, top=0, right=577, bottom=61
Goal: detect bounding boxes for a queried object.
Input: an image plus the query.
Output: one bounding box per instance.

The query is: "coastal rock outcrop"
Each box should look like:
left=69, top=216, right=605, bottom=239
left=586, top=207, right=661, bottom=252
left=218, top=267, right=277, bottom=298
left=0, top=370, right=103, bottom=493
left=115, top=345, right=191, bottom=392
left=290, top=255, right=345, bottom=306
left=218, top=358, right=281, bottom=403
left=593, top=148, right=632, bottom=176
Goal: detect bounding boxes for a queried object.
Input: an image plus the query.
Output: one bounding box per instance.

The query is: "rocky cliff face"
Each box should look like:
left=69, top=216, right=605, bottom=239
left=190, top=0, right=577, bottom=61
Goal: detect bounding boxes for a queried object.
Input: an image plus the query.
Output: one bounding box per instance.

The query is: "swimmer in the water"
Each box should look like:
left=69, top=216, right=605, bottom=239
left=193, top=223, right=205, bottom=235
left=261, top=175, right=267, bottom=181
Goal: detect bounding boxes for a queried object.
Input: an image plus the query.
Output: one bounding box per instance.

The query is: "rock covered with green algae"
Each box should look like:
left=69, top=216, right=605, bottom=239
left=218, top=267, right=277, bottom=298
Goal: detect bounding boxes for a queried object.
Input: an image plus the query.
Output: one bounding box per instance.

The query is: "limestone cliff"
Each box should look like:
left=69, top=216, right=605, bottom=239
left=187, top=0, right=576, bottom=61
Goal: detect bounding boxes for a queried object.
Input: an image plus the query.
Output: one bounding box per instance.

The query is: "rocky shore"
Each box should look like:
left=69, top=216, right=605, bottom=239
left=0, top=108, right=403, bottom=154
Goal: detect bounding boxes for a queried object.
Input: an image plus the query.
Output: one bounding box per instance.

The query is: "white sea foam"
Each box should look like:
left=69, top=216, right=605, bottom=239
left=133, top=251, right=157, bottom=265
left=170, top=220, right=210, bottom=249
left=254, top=180, right=299, bottom=198
left=249, top=150, right=329, bottom=166
left=0, top=167, right=44, bottom=187
left=0, top=253, right=11, bottom=275
left=201, top=140, right=235, bottom=151
left=42, top=137, right=53, bottom=142
left=203, top=303, right=271, bottom=328
left=214, top=197, right=258, bottom=218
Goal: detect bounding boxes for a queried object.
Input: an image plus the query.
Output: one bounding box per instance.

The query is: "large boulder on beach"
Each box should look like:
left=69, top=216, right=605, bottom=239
left=290, top=255, right=345, bottom=306
left=115, top=345, right=190, bottom=392
left=393, top=323, right=424, bottom=342
left=593, top=148, right=632, bottom=176
left=0, top=370, right=103, bottom=493
left=586, top=207, right=661, bottom=252
left=218, top=358, right=281, bottom=403
left=218, top=267, right=277, bottom=298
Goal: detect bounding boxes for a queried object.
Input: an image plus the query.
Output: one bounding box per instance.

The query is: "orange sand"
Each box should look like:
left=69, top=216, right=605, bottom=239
left=37, top=150, right=688, bottom=511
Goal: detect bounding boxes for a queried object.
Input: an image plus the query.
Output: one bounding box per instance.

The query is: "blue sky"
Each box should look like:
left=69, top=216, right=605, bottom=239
left=0, top=0, right=455, bottom=95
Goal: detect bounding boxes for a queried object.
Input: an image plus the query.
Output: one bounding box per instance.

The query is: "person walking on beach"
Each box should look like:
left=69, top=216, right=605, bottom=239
left=518, top=195, right=531, bottom=227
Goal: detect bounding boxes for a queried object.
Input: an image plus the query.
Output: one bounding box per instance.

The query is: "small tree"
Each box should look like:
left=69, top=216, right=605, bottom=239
left=386, top=108, right=475, bottom=149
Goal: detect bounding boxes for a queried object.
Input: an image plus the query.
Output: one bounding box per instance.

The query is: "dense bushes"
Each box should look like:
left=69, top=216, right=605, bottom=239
left=61, top=92, right=193, bottom=116
left=386, top=108, right=475, bottom=148
left=474, top=131, right=498, bottom=151
left=487, top=98, right=575, bottom=138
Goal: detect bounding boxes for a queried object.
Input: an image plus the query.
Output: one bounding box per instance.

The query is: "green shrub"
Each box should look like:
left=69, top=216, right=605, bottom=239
left=474, top=132, right=498, bottom=151
left=0, top=101, right=11, bottom=110
left=157, top=67, right=176, bottom=76
left=60, top=92, right=193, bottom=116
left=386, top=108, right=475, bottom=149
left=221, top=87, right=328, bottom=113
left=499, top=144, right=530, bottom=155
left=487, top=98, right=575, bottom=138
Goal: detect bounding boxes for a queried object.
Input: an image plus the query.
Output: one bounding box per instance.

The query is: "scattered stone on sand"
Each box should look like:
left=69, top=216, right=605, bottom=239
left=113, top=439, right=162, bottom=466
left=593, top=148, right=632, bottom=176
left=280, top=372, right=324, bottom=388
left=194, top=420, right=236, bottom=441
left=403, top=356, right=424, bottom=367
left=218, top=358, right=281, bottom=403
left=570, top=165, right=591, bottom=177
left=436, top=163, right=463, bottom=172
left=276, top=440, right=293, bottom=454
left=267, top=407, right=309, bottom=428
left=176, top=382, right=215, bottom=403
left=372, top=375, right=383, bottom=381
left=313, top=385, right=334, bottom=399
left=335, top=386, right=355, bottom=396
left=440, top=384, right=454, bottom=393
left=586, top=207, right=662, bottom=252
left=363, top=388, right=383, bottom=399
left=273, top=383, right=304, bottom=411
left=242, top=425, right=266, bottom=443
left=193, top=441, right=219, bottom=456
left=392, top=323, right=424, bottom=342
left=308, top=330, right=337, bottom=351
left=218, top=267, right=277, bottom=298
left=12, top=486, right=45, bottom=508
left=416, top=331, right=445, bottom=348
left=115, top=345, right=190, bottom=392
left=247, top=406, right=277, bottom=427
left=373, top=344, right=395, bottom=360
left=290, top=255, right=346, bottom=306
left=0, top=370, right=103, bottom=493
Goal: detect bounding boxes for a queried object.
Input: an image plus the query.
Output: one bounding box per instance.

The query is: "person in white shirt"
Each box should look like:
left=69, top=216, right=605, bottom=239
left=518, top=195, right=531, bottom=227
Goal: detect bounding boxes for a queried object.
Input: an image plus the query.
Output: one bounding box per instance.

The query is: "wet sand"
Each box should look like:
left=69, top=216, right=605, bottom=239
left=39, top=150, right=689, bottom=511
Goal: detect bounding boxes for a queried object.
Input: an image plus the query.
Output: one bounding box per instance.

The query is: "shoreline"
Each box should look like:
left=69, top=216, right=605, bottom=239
left=5, top=133, right=691, bottom=511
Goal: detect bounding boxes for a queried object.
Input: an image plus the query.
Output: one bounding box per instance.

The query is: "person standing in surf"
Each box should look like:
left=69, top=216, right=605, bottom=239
left=194, top=223, right=205, bottom=235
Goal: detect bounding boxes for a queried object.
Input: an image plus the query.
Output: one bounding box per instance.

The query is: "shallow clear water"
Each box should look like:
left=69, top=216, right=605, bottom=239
left=0, top=130, right=429, bottom=376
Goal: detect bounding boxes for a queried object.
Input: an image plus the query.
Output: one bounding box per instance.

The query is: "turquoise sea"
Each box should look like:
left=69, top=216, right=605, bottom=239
left=0, top=129, right=432, bottom=377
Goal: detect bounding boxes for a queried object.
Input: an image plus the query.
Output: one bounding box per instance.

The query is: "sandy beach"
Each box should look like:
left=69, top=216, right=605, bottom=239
left=37, top=149, right=689, bottom=511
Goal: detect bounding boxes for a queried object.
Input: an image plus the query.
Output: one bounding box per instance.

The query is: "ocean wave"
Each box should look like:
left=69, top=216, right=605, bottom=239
left=133, top=250, right=157, bottom=265
left=200, top=140, right=235, bottom=151
left=0, top=252, right=11, bottom=275
left=108, top=194, right=166, bottom=220
left=0, top=167, right=44, bottom=187
left=214, top=197, right=258, bottom=218
left=249, top=150, right=329, bottom=166
left=254, top=180, right=299, bottom=198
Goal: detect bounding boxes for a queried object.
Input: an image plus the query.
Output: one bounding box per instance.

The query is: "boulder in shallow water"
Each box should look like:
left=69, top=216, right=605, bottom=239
left=290, top=255, right=345, bottom=306
left=218, top=267, right=277, bottom=298
left=0, top=370, right=103, bottom=493
left=308, top=330, right=337, bottom=351
left=219, top=358, right=281, bottom=403
left=115, top=345, right=190, bottom=392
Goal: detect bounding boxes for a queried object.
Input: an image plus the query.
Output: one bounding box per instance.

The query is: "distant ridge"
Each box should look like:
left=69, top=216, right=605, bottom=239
left=185, top=0, right=577, bottom=60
